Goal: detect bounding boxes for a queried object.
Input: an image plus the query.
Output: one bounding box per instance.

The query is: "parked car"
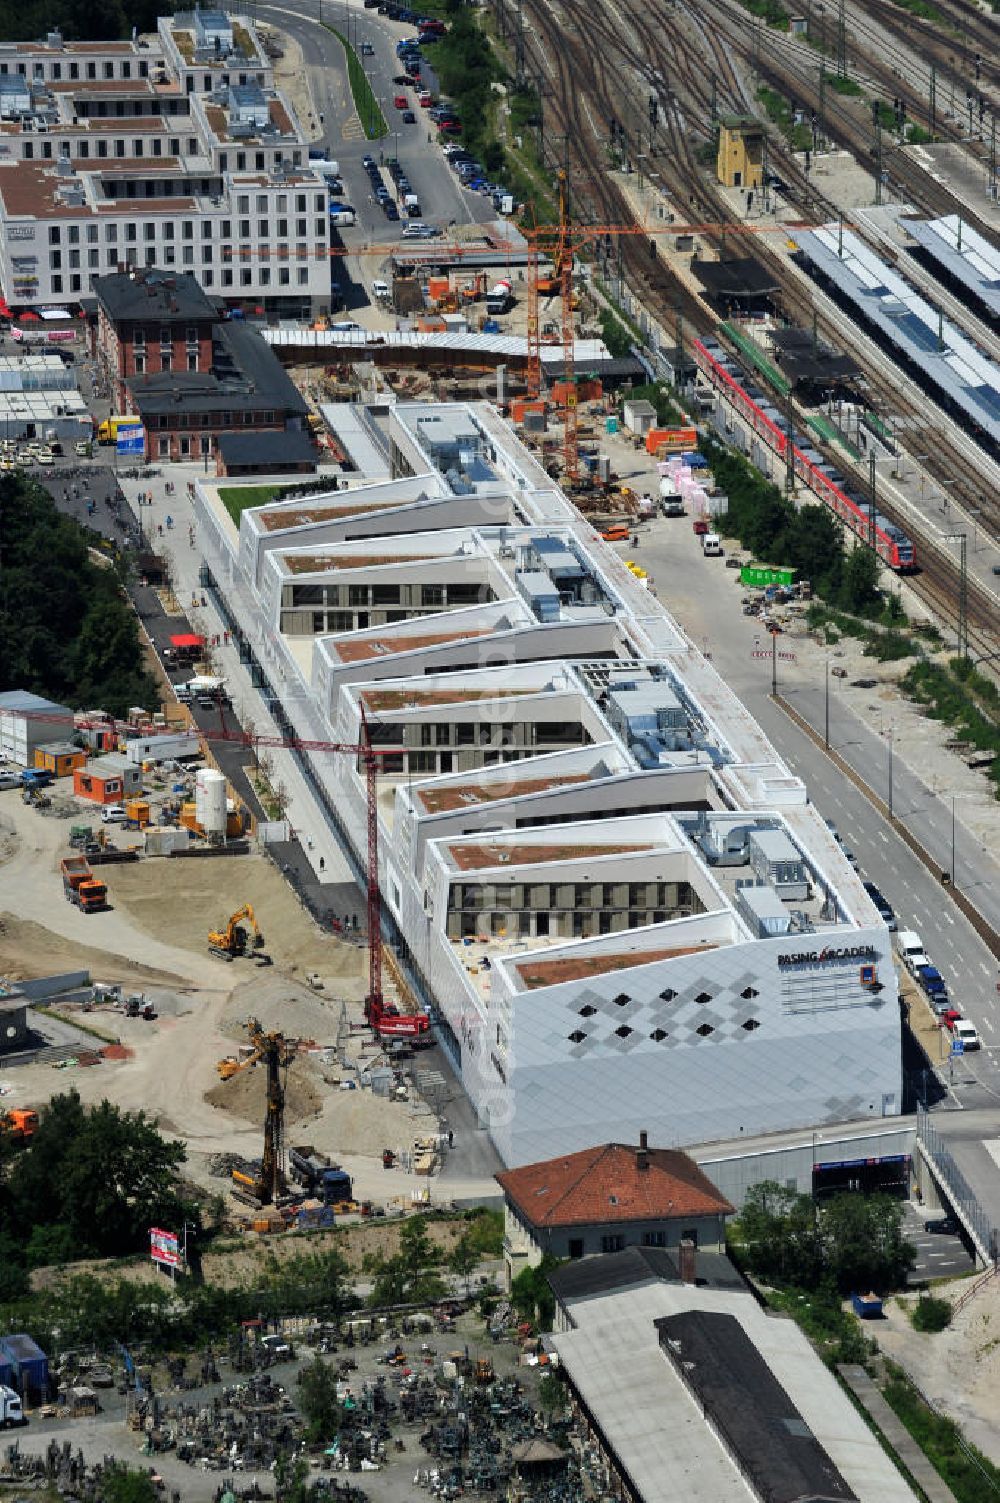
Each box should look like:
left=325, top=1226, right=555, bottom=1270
left=924, top=1215, right=959, bottom=1234
left=942, top=1009, right=963, bottom=1032
left=916, top=964, right=949, bottom=1004
left=862, top=880, right=896, bottom=930
left=383, top=201, right=400, bottom=220
left=953, top=1018, right=981, bottom=1050
left=101, top=804, right=128, bottom=824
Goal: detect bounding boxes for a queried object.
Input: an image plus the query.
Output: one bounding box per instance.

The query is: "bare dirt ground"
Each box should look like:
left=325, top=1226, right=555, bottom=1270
left=876, top=1281, right=1000, bottom=1466
left=0, top=792, right=474, bottom=1210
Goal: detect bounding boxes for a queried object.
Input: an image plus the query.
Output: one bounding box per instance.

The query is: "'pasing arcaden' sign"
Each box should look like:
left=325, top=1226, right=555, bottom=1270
left=778, top=945, right=878, bottom=968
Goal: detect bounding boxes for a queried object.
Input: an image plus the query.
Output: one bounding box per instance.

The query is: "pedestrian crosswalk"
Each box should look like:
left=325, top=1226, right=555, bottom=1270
left=342, top=115, right=365, bottom=140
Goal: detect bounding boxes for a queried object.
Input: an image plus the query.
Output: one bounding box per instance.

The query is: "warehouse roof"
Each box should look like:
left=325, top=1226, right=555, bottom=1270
left=550, top=1281, right=919, bottom=1503
left=496, top=1141, right=733, bottom=1229
left=657, top=1310, right=858, bottom=1503
left=547, top=1245, right=746, bottom=1303
left=0, top=690, right=70, bottom=715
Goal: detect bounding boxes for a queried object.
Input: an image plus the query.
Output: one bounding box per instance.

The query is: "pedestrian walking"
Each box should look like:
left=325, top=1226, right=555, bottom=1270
left=319, top=857, right=325, bottom=873
left=448, top=1130, right=454, bottom=1149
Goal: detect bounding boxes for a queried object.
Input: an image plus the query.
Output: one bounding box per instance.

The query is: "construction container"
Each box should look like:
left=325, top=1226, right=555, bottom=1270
left=427, top=276, right=450, bottom=302
left=125, top=798, right=151, bottom=828
left=740, top=562, right=797, bottom=589
left=179, top=800, right=200, bottom=833
left=34, top=742, right=86, bottom=777
left=73, top=754, right=142, bottom=805
left=510, top=398, right=546, bottom=425
left=646, top=426, right=698, bottom=455
left=0, top=1333, right=48, bottom=1400
left=144, top=826, right=192, bottom=856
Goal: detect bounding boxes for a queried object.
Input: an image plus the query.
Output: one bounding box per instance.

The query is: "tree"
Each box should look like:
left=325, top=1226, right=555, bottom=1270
left=820, top=1192, right=913, bottom=1293
left=5, top=1090, right=191, bottom=1262
left=297, top=1355, right=342, bottom=1444
left=448, top=1235, right=479, bottom=1296
left=732, top=1180, right=820, bottom=1286
left=840, top=543, right=881, bottom=614
left=97, top=1464, right=158, bottom=1503
left=537, top=1372, right=566, bottom=1422
left=510, top=1255, right=559, bottom=1331
left=365, top=1214, right=447, bottom=1307
left=732, top=1182, right=914, bottom=1294
left=0, top=478, right=157, bottom=715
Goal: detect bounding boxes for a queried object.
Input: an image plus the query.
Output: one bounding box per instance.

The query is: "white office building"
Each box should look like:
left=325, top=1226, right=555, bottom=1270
left=0, top=11, right=330, bottom=316
left=193, top=400, right=902, bottom=1167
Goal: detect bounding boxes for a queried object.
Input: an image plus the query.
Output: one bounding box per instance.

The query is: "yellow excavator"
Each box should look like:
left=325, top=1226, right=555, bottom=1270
left=208, top=903, right=270, bottom=963
left=223, top=1016, right=292, bottom=1206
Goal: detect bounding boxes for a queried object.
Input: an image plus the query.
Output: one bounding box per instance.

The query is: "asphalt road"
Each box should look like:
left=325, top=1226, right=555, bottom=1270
left=257, top=0, right=498, bottom=287
left=901, top=1201, right=976, bottom=1284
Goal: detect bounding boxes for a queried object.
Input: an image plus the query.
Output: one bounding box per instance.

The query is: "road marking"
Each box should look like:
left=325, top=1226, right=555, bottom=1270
left=943, top=911, right=955, bottom=925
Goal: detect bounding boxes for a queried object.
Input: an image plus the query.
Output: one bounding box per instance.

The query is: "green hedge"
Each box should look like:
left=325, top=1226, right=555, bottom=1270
left=882, top=1365, right=1000, bottom=1502
left=325, top=25, right=387, bottom=139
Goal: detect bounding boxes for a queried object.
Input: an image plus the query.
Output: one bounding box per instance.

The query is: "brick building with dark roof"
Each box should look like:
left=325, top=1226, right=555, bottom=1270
left=496, top=1132, right=733, bottom=1290
left=93, top=266, right=310, bottom=461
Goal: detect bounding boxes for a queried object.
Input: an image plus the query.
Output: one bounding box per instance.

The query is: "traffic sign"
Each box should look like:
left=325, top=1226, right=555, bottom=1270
left=951, top=1039, right=965, bottom=1057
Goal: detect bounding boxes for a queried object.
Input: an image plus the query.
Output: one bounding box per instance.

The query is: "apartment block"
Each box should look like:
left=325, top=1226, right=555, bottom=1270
left=0, top=10, right=330, bottom=316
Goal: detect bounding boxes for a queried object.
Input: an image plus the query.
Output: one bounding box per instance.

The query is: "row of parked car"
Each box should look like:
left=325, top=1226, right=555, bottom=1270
left=836, top=827, right=979, bottom=1049
left=897, top=928, right=980, bottom=1049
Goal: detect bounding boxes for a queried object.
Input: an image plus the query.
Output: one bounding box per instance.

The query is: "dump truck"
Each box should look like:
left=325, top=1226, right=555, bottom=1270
left=60, top=854, right=108, bottom=913
left=289, top=1145, right=353, bottom=1205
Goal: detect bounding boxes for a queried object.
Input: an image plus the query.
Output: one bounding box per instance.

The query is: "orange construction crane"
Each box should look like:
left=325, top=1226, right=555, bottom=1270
left=520, top=215, right=821, bottom=482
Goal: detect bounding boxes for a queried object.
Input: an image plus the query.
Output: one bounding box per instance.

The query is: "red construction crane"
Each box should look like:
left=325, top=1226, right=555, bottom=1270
left=19, top=706, right=429, bottom=1040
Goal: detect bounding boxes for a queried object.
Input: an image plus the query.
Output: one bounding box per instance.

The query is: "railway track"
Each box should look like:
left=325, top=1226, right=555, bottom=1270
left=507, top=0, right=1000, bottom=652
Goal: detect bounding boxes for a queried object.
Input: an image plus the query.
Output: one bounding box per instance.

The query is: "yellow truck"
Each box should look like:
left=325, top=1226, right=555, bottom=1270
left=96, top=415, right=141, bottom=444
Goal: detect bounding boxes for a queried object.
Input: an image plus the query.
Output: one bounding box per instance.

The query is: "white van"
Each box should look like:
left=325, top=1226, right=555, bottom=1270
left=371, top=279, right=391, bottom=301
left=702, top=532, right=723, bottom=556
left=896, top=929, right=930, bottom=974
left=953, top=1019, right=981, bottom=1050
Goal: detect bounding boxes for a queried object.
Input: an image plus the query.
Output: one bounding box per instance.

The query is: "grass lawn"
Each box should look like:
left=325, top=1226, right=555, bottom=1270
left=218, top=484, right=287, bottom=523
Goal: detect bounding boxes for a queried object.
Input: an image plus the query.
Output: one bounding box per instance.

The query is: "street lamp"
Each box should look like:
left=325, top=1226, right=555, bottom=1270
left=824, top=655, right=830, bottom=748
